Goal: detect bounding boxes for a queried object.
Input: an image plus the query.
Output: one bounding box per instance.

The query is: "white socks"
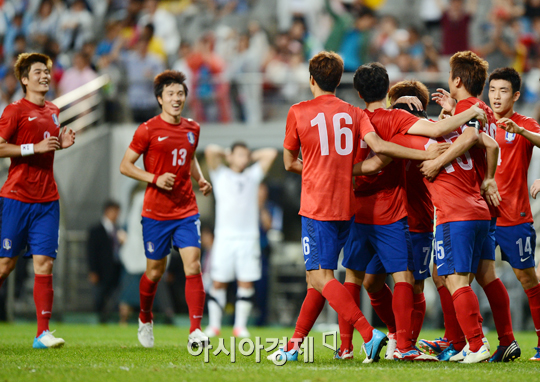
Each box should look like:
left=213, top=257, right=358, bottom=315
left=208, top=287, right=226, bottom=330
left=234, top=287, right=255, bottom=329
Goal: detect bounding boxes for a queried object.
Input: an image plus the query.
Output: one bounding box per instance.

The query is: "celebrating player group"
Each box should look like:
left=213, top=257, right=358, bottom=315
left=0, top=48, right=539, bottom=366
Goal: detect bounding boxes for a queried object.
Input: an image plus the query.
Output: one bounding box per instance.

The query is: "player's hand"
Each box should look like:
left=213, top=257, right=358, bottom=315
left=34, top=136, right=61, bottom=153
left=156, top=173, right=176, bottom=191
left=425, top=142, right=450, bottom=159
left=59, top=126, right=76, bottom=149
left=497, top=118, right=523, bottom=135
left=481, top=178, right=502, bottom=207
left=471, top=103, right=487, bottom=128
left=89, top=272, right=99, bottom=285
left=531, top=179, right=540, bottom=199
left=419, top=159, right=442, bottom=182
left=198, top=178, right=212, bottom=196
left=432, top=88, right=456, bottom=113
left=393, top=96, right=423, bottom=111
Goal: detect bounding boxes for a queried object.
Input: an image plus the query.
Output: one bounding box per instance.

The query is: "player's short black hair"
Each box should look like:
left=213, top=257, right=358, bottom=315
left=308, top=51, right=344, bottom=93
left=231, top=141, right=249, bottom=152
left=153, top=70, right=189, bottom=108
left=353, top=62, right=389, bottom=103
left=103, top=200, right=120, bottom=212
left=392, top=103, right=428, bottom=119
left=489, top=67, right=521, bottom=94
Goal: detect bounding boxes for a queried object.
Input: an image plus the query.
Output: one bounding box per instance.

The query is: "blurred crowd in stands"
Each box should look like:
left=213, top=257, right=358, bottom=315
left=1, top=0, right=540, bottom=123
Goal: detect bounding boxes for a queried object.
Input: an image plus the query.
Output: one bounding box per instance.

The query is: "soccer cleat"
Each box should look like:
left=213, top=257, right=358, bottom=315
left=393, top=348, right=438, bottom=361
left=417, top=337, right=450, bottom=355
left=138, top=319, right=154, bottom=348
left=450, top=337, right=490, bottom=362
left=437, top=344, right=461, bottom=361
left=460, top=344, right=490, bottom=363
left=362, top=329, right=388, bottom=363
left=489, top=340, right=521, bottom=362
left=233, top=327, right=250, bottom=338
left=204, top=326, right=221, bottom=338
left=334, top=347, right=353, bottom=360
left=385, top=332, right=397, bottom=360
left=188, top=328, right=210, bottom=350
left=267, top=348, right=298, bottom=362
left=33, top=330, right=65, bottom=349
left=529, top=347, right=540, bottom=361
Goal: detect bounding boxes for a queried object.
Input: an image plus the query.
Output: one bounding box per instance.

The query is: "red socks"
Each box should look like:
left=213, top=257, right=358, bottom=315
left=34, top=274, right=53, bottom=337
left=525, top=283, right=540, bottom=347
left=338, top=282, right=361, bottom=350
left=483, top=278, right=514, bottom=346
left=284, top=288, right=325, bottom=351
left=411, top=292, right=426, bottom=345
left=139, top=273, right=159, bottom=323
left=185, top=273, right=206, bottom=333
left=452, top=286, right=483, bottom=352
left=393, top=282, right=414, bottom=351
left=322, top=279, right=373, bottom=343
left=368, top=283, right=396, bottom=334
left=437, top=285, right=465, bottom=350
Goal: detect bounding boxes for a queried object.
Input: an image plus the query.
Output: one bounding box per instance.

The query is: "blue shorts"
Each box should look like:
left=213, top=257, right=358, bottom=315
left=411, top=231, right=433, bottom=280
left=495, top=223, right=536, bottom=270
left=301, top=216, right=352, bottom=271
left=142, top=213, right=201, bottom=260
left=480, top=218, right=497, bottom=261
left=0, top=198, right=59, bottom=259
left=434, top=220, right=490, bottom=276
left=344, top=217, right=414, bottom=274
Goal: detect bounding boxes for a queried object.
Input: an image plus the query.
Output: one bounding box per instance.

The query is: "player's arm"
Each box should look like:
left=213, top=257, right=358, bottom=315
left=204, top=144, right=226, bottom=171
left=58, top=126, right=76, bottom=149
left=190, top=153, right=212, bottom=196
left=497, top=118, right=540, bottom=148
left=119, top=147, right=176, bottom=191
left=432, top=88, right=457, bottom=115
left=252, top=147, right=278, bottom=174
left=531, top=179, right=540, bottom=199
left=407, top=103, right=487, bottom=138
left=283, top=148, right=302, bottom=175
left=352, top=154, right=392, bottom=176
left=419, top=126, right=479, bottom=181
left=475, top=132, right=501, bottom=207
left=363, top=132, right=448, bottom=161
left=0, top=136, right=61, bottom=158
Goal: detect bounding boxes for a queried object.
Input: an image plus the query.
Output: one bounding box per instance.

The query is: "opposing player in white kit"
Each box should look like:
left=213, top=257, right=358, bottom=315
left=204, top=142, right=277, bottom=338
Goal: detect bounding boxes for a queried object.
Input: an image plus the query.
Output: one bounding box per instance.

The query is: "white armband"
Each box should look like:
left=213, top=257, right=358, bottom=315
left=21, top=144, right=34, bottom=156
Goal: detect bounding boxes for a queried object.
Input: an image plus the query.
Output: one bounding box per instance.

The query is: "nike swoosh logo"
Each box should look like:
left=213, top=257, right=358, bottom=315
left=28, top=117, right=37, bottom=121
left=437, top=263, right=444, bottom=269
left=419, top=269, right=427, bottom=274
left=41, top=310, right=51, bottom=315
left=521, top=256, right=531, bottom=262
left=158, top=136, right=169, bottom=141
left=535, top=328, right=540, bottom=332
left=193, top=315, right=203, bottom=319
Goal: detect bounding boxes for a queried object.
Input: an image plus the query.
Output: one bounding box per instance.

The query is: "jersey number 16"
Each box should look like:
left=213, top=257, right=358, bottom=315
left=311, top=112, right=353, bottom=156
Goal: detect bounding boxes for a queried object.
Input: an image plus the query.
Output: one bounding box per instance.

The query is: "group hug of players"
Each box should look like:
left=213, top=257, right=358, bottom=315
left=0, top=49, right=539, bottom=365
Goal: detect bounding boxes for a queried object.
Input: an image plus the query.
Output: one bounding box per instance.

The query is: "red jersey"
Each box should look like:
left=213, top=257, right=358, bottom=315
left=455, top=97, right=499, bottom=218
left=390, top=133, right=434, bottom=232
left=283, top=94, right=375, bottom=221
left=129, top=115, right=200, bottom=221
left=495, top=112, right=540, bottom=226
left=353, top=108, right=419, bottom=225
left=0, top=98, right=61, bottom=203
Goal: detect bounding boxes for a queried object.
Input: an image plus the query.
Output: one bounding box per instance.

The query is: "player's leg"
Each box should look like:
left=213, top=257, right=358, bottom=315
left=0, top=256, right=17, bottom=288
left=206, top=280, right=227, bottom=337
left=335, top=267, right=364, bottom=359
left=233, top=239, right=261, bottom=338
left=412, top=279, right=425, bottom=346
left=410, top=231, right=432, bottom=347
left=0, top=197, right=27, bottom=288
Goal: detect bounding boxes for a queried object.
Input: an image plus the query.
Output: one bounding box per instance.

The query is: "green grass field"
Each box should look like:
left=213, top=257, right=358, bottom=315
left=0, top=324, right=539, bottom=381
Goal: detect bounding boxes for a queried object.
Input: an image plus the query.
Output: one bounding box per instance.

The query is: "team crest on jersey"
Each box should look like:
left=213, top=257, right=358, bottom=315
left=52, top=114, right=60, bottom=127
left=146, top=242, right=155, bottom=253
left=505, top=132, right=516, bottom=142
left=187, top=132, right=196, bottom=146
left=2, top=239, right=12, bottom=251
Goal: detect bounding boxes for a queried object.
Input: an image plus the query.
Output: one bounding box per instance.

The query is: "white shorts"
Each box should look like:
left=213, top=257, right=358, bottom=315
left=210, top=237, right=261, bottom=283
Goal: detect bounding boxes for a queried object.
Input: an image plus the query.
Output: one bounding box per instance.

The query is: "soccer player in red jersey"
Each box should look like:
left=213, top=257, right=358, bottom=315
left=120, top=70, right=212, bottom=349
left=268, top=51, right=449, bottom=364
left=417, top=51, right=503, bottom=363
left=486, top=67, right=540, bottom=361
left=338, top=63, right=487, bottom=362
left=0, top=53, right=75, bottom=348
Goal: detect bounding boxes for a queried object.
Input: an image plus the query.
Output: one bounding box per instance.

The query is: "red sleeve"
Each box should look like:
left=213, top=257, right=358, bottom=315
left=523, top=118, right=540, bottom=150
left=284, top=107, right=300, bottom=151
left=455, top=98, right=475, bottom=115
left=390, top=133, right=429, bottom=150
left=357, top=109, right=375, bottom=139
left=393, top=109, right=419, bottom=134
left=0, top=104, right=19, bottom=142
left=129, top=123, right=150, bottom=154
